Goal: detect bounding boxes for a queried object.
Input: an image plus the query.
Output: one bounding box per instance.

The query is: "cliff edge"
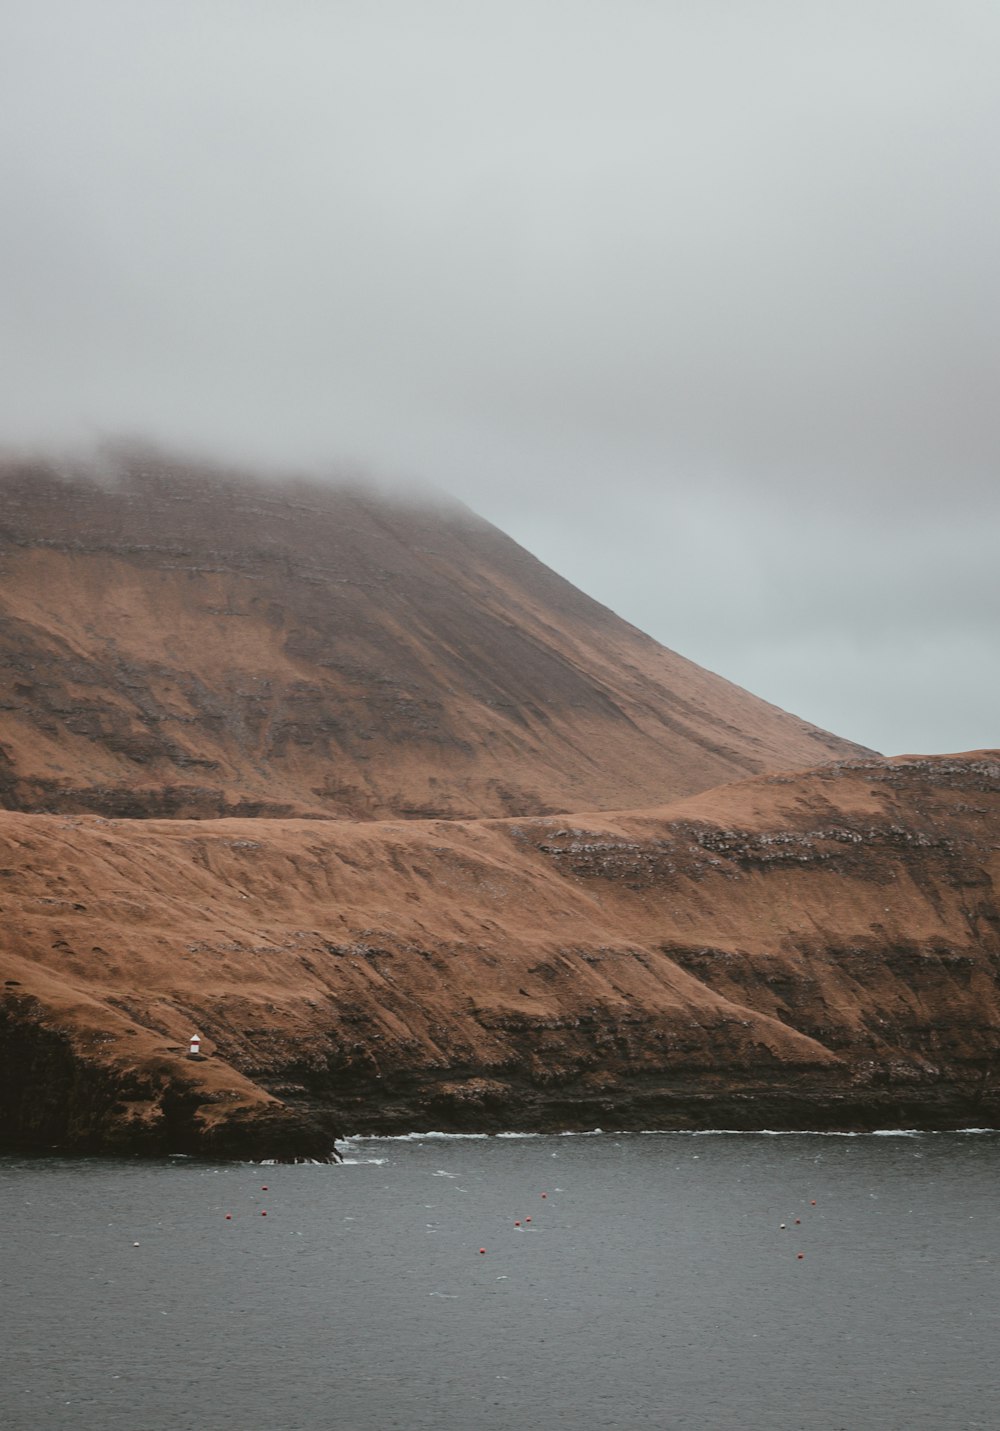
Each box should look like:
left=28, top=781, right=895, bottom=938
left=2, top=752, right=997, bottom=1155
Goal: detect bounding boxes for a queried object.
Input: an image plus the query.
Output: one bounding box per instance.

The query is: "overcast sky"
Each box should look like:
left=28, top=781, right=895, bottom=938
left=2, top=2, right=997, bottom=756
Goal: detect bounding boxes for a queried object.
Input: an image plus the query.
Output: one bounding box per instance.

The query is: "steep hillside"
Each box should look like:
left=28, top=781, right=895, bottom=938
left=0, top=452, right=870, bottom=821
left=2, top=753, right=997, bottom=1157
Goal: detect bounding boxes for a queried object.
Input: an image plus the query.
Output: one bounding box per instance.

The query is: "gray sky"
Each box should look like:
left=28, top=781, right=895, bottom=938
left=2, top=1, right=998, bottom=757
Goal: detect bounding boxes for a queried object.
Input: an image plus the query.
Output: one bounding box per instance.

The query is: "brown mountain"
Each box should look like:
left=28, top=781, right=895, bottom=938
left=1, top=753, right=998, bottom=1157
left=0, top=451, right=870, bottom=822
left=3, top=450, right=996, bottom=1160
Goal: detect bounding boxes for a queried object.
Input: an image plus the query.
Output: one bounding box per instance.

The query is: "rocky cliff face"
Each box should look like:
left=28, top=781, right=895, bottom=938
left=0, top=451, right=870, bottom=822
left=2, top=753, right=997, bottom=1157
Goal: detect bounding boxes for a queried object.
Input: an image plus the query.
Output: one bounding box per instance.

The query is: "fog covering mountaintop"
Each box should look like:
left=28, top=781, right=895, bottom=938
left=2, top=1, right=998, bottom=756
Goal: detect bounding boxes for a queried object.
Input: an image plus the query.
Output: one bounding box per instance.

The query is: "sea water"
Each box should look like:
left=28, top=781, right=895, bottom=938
left=2, top=1131, right=999, bottom=1431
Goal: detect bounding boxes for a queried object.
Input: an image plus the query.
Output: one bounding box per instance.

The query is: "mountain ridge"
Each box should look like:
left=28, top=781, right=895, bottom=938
left=0, top=452, right=872, bottom=823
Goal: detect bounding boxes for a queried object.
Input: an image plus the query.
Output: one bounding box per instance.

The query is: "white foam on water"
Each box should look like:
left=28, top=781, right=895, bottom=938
left=684, top=1128, right=864, bottom=1138
left=341, top=1125, right=1000, bottom=1150
left=348, top=1128, right=609, bottom=1141
left=349, top=1131, right=491, bottom=1142
left=647, top=1128, right=990, bottom=1139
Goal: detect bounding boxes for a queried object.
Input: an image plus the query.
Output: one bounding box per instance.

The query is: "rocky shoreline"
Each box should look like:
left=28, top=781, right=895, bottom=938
left=3, top=752, right=998, bottom=1161
left=3, top=1044, right=997, bottom=1162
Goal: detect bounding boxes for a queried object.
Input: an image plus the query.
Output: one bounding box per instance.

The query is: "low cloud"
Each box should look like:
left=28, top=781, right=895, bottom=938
left=2, top=1, right=997, bottom=753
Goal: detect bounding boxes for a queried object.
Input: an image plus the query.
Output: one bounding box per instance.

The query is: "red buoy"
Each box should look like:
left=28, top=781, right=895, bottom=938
left=795, top=1219, right=801, bottom=1225
left=261, top=1210, right=267, bottom=1217
left=479, top=1248, right=486, bottom=1255
left=225, top=1214, right=232, bottom=1220
left=525, top=1217, right=532, bottom=1223
left=811, top=1200, right=817, bottom=1206
left=797, top=1253, right=804, bottom=1260
left=541, top=1193, right=547, bottom=1199
left=262, top=1185, right=268, bottom=1191
left=514, top=1221, right=521, bottom=1227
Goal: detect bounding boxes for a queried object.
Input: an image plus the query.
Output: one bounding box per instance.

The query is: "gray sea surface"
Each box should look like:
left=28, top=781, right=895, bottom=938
left=2, top=1131, right=999, bottom=1431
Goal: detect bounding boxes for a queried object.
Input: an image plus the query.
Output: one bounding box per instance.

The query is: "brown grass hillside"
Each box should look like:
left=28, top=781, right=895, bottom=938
left=0, top=451, right=871, bottom=822
left=2, top=753, right=997, bottom=1155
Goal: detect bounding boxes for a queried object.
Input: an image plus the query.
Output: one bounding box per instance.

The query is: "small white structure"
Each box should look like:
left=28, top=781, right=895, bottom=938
left=189, top=1033, right=202, bottom=1056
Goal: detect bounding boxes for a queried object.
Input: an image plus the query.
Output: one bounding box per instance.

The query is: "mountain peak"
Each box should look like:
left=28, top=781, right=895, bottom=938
left=0, top=453, right=872, bottom=821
